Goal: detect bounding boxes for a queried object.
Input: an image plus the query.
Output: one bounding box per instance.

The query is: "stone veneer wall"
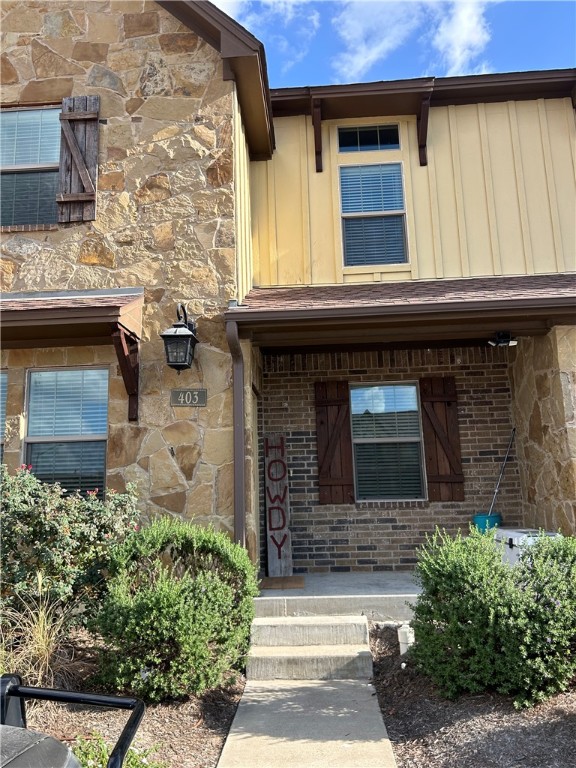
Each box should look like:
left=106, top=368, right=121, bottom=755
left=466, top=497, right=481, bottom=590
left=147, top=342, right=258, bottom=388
left=510, top=327, right=576, bottom=534
left=259, top=346, right=522, bottom=573
left=0, top=2, right=240, bottom=534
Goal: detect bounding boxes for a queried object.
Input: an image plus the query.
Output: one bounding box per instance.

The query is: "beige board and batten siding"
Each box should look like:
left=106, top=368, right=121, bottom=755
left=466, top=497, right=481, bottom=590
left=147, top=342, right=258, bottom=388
left=250, top=98, right=576, bottom=287
left=233, top=88, right=254, bottom=304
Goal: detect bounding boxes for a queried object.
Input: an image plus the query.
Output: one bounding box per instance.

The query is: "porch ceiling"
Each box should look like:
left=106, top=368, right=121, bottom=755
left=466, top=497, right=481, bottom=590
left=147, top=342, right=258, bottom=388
left=226, top=274, right=576, bottom=350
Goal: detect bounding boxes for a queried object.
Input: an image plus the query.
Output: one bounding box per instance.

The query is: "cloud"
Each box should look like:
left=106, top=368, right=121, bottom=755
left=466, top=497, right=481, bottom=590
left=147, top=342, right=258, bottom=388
left=331, top=1, right=426, bottom=81
left=210, top=0, right=497, bottom=83
left=431, top=1, right=492, bottom=75
left=331, top=0, right=495, bottom=82
left=212, top=0, right=321, bottom=73
left=209, top=0, right=250, bottom=19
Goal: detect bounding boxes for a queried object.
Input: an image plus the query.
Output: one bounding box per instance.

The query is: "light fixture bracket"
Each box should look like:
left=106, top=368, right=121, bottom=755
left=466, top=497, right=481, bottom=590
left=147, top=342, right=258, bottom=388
left=488, top=331, right=518, bottom=347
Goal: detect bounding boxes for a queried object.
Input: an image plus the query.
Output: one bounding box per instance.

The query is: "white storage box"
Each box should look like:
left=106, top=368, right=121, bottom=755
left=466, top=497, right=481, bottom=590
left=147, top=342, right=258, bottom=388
left=494, top=528, right=562, bottom=566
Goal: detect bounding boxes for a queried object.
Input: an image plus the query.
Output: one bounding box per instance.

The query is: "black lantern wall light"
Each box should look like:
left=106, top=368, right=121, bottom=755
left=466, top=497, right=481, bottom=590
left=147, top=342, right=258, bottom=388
left=160, top=303, right=199, bottom=373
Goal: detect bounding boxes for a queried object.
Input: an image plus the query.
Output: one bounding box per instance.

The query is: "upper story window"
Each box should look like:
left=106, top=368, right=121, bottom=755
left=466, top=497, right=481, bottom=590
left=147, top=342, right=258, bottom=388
left=0, top=96, right=100, bottom=228
left=340, top=163, right=407, bottom=266
left=0, top=107, right=61, bottom=226
left=25, top=368, right=109, bottom=496
left=338, top=125, right=400, bottom=152
left=0, top=372, right=7, bottom=462
left=350, top=383, right=424, bottom=500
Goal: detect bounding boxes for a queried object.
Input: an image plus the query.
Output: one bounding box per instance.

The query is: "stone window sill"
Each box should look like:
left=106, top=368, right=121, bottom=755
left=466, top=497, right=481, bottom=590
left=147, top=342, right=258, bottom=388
left=1, top=224, right=58, bottom=233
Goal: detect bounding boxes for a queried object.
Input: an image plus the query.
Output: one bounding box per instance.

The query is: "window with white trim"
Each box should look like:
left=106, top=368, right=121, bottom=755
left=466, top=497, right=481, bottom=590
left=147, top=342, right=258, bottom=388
left=0, top=107, right=61, bottom=226
left=350, top=383, right=424, bottom=500
left=340, top=163, right=407, bottom=267
left=25, top=369, right=108, bottom=496
left=0, top=372, right=7, bottom=462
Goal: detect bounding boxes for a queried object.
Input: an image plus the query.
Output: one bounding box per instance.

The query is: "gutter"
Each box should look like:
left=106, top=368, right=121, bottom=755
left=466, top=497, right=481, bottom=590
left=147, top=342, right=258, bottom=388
left=225, top=319, right=246, bottom=547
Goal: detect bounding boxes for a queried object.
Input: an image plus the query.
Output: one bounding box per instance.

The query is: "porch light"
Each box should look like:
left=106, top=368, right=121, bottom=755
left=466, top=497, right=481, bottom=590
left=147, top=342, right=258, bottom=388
left=488, top=331, right=518, bottom=347
left=160, top=303, right=199, bottom=373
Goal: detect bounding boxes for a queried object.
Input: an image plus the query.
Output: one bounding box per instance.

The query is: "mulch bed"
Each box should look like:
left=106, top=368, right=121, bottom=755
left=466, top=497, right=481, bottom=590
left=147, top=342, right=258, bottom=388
left=26, top=625, right=576, bottom=767
left=370, top=623, right=576, bottom=768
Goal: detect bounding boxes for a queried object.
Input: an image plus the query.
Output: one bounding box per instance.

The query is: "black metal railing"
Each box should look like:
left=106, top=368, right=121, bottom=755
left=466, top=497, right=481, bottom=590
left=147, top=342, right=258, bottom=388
left=1, top=674, right=145, bottom=768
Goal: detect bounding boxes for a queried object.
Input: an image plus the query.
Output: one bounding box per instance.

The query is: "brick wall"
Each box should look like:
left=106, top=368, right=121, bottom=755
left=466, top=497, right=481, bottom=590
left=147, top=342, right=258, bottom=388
left=259, top=346, right=521, bottom=573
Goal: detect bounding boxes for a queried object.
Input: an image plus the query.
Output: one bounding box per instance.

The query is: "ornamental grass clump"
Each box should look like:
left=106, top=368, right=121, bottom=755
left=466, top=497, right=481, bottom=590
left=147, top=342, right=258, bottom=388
left=92, top=518, right=259, bottom=703
left=0, top=573, right=80, bottom=689
left=411, top=527, right=576, bottom=708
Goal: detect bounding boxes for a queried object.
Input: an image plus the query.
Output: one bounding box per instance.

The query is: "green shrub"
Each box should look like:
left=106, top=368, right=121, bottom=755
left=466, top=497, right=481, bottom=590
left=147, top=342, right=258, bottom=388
left=0, top=465, right=138, bottom=612
left=73, top=733, right=166, bottom=768
left=93, top=518, right=259, bottom=703
left=411, top=527, right=576, bottom=708
left=410, top=527, right=514, bottom=698
left=499, top=534, right=576, bottom=707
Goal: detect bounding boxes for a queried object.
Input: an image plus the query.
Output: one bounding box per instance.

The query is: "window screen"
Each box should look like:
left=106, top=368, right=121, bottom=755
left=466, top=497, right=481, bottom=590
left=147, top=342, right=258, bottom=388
left=0, top=108, right=60, bottom=226
left=26, top=369, right=108, bottom=496
left=351, top=384, right=424, bottom=500
left=340, top=164, right=406, bottom=266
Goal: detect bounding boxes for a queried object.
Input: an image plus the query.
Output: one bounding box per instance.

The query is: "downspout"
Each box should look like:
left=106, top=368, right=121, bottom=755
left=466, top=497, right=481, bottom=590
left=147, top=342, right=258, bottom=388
left=225, top=318, right=246, bottom=547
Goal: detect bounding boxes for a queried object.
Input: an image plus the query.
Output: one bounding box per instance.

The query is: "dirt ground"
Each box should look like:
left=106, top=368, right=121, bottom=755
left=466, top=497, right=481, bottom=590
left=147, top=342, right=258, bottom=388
left=27, top=625, right=576, bottom=768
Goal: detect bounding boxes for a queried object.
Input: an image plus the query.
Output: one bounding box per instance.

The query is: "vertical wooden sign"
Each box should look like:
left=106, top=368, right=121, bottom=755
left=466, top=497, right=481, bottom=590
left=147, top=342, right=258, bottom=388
left=264, top=433, right=293, bottom=577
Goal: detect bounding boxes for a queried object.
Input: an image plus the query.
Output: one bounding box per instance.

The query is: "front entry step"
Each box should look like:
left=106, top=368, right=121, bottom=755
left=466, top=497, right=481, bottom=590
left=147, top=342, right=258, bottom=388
left=247, top=615, right=373, bottom=680
left=251, top=615, right=369, bottom=646
left=247, top=644, right=373, bottom=680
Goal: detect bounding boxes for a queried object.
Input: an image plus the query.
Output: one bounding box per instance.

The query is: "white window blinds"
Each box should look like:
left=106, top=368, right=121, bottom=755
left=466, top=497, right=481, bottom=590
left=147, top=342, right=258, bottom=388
left=340, top=164, right=406, bottom=267
left=0, top=372, right=7, bottom=444
left=26, top=369, right=108, bottom=495
left=0, top=108, right=61, bottom=226
left=28, top=369, right=108, bottom=437
left=351, top=384, right=424, bottom=500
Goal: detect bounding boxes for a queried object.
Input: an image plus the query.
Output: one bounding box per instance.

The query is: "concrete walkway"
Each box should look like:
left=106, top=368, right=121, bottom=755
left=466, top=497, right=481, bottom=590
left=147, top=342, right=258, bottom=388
left=216, top=679, right=397, bottom=768
left=217, top=573, right=413, bottom=767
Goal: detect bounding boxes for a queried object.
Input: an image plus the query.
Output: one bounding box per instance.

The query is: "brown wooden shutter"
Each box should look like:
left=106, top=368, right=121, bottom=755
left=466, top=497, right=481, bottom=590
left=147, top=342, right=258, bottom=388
left=420, top=376, right=464, bottom=502
left=314, top=381, right=355, bottom=504
left=58, top=95, right=100, bottom=222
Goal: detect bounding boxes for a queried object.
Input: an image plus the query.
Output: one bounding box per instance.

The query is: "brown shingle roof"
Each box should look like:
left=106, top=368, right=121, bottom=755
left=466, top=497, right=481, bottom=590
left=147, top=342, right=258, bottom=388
left=226, top=274, right=575, bottom=347
left=235, top=274, right=576, bottom=315
left=1, top=288, right=144, bottom=346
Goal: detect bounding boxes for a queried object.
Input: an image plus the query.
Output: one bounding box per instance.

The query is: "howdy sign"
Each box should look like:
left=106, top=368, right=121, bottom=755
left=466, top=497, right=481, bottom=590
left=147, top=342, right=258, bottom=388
left=264, top=433, right=293, bottom=577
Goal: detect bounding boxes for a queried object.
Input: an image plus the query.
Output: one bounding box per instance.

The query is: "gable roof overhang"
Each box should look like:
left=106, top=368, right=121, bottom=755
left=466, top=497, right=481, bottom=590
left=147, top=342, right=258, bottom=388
left=271, top=69, right=576, bottom=169
left=157, top=0, right=274, bottom=159
left=1, top=288, right=144, bottom=421
left=224, top=274, right=576, bottom=352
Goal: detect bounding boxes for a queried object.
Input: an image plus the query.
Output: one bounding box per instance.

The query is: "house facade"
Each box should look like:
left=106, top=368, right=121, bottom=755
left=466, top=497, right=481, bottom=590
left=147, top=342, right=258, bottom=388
left=231, top=73, right=576, bottom=573
left=1, top=1, right=574, bottom=575
left=0, top=0, right=272, bottom=560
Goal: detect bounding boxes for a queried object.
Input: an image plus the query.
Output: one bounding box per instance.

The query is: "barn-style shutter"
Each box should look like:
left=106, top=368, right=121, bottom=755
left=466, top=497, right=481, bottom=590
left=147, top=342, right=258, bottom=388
left=419, top=376, right=464, bottom=502
left=57, top=95, right=100, bottom=223
left=314, top=381, right=355, bottom=504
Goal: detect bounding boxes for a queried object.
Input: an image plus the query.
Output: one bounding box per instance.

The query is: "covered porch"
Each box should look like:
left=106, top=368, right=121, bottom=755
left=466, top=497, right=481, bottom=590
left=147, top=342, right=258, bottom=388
left=224, top=274, right=576, bottom=575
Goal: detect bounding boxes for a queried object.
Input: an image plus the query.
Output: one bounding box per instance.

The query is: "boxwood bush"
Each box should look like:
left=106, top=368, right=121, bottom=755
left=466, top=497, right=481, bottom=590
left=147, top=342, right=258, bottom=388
left=93, top=518, right=259, bottom=703
left=411, top=527, right=576, bottom=708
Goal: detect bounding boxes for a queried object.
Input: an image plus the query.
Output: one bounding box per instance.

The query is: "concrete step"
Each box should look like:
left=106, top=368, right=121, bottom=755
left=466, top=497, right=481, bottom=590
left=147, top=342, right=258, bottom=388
left=251, top=615, right=369, bottom=647
left=247, top=644, right=373, bottom=680
left=254, top=593, right=415, bottom=621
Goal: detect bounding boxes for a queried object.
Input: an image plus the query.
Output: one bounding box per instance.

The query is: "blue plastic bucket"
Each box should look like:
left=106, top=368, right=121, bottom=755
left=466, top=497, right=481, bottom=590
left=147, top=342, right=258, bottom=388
left=473, top=513, right=502, bottom=532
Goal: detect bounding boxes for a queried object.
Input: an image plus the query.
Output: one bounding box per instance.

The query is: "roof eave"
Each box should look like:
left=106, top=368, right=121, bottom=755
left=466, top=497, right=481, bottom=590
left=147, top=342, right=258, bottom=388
left=225, top=294, right=575, bottom=348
